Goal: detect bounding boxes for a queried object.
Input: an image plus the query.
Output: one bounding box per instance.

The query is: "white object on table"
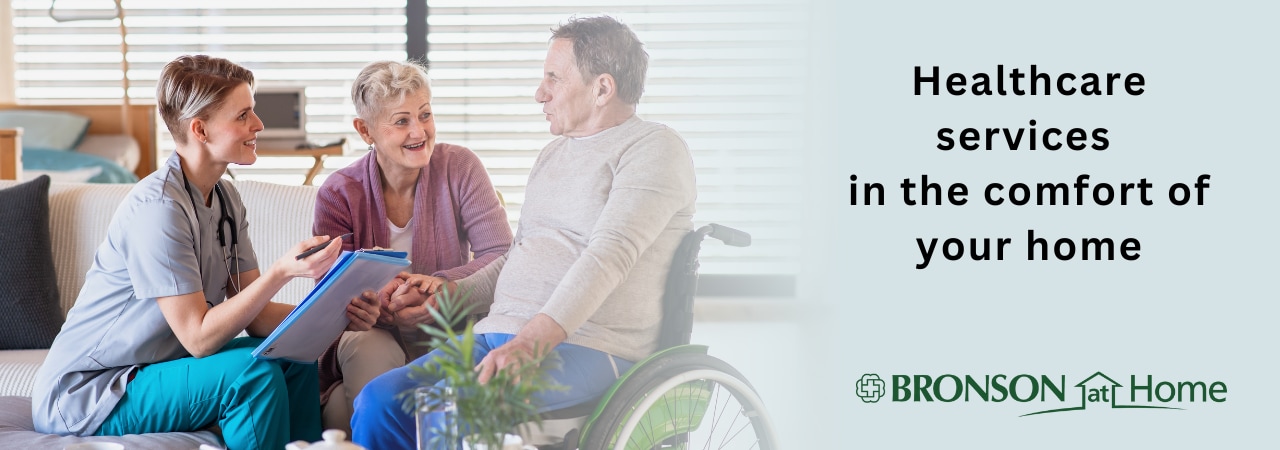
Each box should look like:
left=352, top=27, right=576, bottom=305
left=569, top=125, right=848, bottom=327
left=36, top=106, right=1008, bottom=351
left=462, top=433, right=537, bottom=450
left=286, top=429, right=367, bottom=450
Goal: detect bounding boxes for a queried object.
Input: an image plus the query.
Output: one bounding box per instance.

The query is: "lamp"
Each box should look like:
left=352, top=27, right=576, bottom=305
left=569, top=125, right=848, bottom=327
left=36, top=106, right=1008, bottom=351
left=47, top=0, right=130, bottom=136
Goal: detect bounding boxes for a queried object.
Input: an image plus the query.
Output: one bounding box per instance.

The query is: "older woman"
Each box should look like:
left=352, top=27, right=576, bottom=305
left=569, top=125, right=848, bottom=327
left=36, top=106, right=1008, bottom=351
left=313, top=60, right=512, bottom=431
left=30, top=55, right=380, bottom=450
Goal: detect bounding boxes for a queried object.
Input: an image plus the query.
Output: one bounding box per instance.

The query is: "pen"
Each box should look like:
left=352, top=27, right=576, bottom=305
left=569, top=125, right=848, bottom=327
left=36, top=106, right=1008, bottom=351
left=296, top=232, right=353, bottom=260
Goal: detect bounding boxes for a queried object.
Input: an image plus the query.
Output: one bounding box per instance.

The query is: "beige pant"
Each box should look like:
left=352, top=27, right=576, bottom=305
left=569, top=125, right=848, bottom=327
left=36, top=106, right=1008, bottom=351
left=321, top=328, right=406, bottom=433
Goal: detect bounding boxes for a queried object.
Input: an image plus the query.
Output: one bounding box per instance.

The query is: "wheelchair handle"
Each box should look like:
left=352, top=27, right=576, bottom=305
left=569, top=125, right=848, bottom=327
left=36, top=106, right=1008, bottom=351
left=701, top=223, right=751, bottom=247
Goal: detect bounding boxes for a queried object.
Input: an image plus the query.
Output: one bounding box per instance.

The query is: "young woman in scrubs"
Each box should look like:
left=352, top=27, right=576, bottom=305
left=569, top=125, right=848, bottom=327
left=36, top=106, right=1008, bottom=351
left=30, top=55, right=381, bottom=450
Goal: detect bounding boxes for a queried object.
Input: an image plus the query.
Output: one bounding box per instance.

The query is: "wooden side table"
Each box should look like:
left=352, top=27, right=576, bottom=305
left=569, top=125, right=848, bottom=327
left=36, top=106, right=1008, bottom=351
left=256, top=143, right=345, bottom=186
left=0, top=129, right=22, bottom=180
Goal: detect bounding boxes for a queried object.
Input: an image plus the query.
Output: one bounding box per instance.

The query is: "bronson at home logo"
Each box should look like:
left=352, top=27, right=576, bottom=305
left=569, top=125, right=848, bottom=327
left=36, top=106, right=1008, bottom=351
left=857, top=371, right=1227, bottom=416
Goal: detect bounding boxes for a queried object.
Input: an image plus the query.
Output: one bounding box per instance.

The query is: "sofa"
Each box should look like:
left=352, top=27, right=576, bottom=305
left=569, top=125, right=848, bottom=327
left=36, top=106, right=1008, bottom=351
left=0, top=177, right=321, bottom=449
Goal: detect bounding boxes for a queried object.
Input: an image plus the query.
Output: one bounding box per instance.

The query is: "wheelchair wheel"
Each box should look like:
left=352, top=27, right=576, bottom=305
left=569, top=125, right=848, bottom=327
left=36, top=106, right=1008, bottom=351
left=580, top=349, right=777, bottom=450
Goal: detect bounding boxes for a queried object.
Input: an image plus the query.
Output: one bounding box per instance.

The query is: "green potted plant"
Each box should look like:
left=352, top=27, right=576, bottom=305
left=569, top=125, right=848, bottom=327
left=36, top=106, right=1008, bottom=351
left=397, top=286, right=565, bottom=450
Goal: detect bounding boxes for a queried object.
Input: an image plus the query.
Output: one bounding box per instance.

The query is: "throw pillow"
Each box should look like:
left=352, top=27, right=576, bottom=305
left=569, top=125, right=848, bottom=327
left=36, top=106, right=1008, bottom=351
left=0, top=175, right=64, bottom=349
left=0, top=110, right=92, bottom=150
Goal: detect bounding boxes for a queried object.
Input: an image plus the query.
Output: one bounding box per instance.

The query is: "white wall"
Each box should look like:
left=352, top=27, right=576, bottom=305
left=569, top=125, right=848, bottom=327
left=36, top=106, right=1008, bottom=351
left=0, top=0, right=14, bottom=103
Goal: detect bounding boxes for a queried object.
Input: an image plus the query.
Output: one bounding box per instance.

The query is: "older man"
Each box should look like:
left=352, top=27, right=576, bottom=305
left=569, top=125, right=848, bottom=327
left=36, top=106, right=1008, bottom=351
left=350, top=15, right=696, bottom=449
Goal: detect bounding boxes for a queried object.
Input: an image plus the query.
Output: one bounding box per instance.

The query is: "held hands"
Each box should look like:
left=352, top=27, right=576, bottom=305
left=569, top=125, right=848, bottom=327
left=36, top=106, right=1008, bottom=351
left=384, top=273, right=454, bottom=328
left=275, top=235, right=344, bottom=279
left=344, top=290, right=381, bottom=332
left=373, top=275, right=407, bottom=326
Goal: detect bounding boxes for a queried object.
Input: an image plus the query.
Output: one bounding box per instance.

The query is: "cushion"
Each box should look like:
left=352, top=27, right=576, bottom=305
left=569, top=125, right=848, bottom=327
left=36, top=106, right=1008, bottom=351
left=236, top=180, right=322, bottom=306
left=75, top=134, right=141, bottom=172
left=21, top=148, right=139, bottom=184
left=0, top=110, right=92, bottom=151
left=0, top=175, right=64, bottom=349
left=0, top=349, right=48, bottom=397
left=0, top=396, right=220, bottom=449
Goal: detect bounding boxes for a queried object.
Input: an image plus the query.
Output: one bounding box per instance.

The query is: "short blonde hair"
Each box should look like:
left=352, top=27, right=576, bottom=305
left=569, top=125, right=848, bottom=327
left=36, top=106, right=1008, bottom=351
left=156, top=55, right=255, bottom=145
left=351, top=60, right=432, bottom=121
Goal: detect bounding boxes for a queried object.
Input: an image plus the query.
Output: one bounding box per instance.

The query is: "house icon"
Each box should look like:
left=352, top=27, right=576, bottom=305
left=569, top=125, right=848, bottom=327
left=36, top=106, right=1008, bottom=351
left=1021, top=371, right=1117, bottom=416
left=1075, top=371, right=1122, bottom=409
left=1022, top=371, right=1183, bottom=417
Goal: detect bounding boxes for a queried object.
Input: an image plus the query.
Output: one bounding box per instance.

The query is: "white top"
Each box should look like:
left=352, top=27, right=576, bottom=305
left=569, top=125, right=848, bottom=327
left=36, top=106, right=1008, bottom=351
left=388, top=216, right=414, bottom=260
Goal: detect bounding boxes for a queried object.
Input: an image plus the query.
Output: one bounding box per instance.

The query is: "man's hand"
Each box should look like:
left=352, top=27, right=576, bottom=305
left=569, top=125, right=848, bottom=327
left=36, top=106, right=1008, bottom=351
left=344, top=290, right=381, bottom=331
left=475, top=314, right=567, bottom=384
left=403, top=274, right=449, bottom=299
left=474, top=339, right=541, bottom=384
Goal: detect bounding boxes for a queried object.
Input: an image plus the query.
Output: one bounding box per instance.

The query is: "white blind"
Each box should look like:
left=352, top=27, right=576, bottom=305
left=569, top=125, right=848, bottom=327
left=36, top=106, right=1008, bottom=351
left=12, top=0, right=405, bottom=177
left=426, top=0, right=805, bottom=275
left=12, top=0, right=804, bottom=277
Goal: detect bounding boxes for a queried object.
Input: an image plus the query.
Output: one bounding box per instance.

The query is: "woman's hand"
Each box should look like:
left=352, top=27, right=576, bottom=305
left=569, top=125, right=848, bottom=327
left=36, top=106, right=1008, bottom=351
left=275, top=235, right=344, bottom=279
left=374, top=274, right=409, bottom=326
left=345, top=290, right=381, bottom=331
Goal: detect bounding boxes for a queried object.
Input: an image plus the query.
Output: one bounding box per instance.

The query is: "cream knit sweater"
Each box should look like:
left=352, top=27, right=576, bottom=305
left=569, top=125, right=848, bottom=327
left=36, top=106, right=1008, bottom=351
left=462, top=116, right=696, bottom=362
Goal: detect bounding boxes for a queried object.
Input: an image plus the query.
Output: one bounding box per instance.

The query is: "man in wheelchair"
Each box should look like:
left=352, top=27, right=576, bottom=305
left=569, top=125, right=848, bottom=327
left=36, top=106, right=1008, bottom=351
left=350, top=15, right=697, bottom=450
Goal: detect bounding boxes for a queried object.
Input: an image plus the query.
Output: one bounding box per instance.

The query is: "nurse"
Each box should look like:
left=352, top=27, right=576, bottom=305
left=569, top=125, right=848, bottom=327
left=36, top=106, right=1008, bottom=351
left=30, top=55, right=380, bottom=450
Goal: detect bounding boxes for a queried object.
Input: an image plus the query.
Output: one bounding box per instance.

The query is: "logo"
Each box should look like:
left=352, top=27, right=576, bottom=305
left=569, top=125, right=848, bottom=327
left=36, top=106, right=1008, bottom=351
left=860, top=371, right=1226, bottom=416
left=857, top=373, right=886, bottom=403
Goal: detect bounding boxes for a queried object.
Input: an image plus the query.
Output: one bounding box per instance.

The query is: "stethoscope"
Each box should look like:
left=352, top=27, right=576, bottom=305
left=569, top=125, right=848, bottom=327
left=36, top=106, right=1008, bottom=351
left=181, top=169, right=241, bottom=293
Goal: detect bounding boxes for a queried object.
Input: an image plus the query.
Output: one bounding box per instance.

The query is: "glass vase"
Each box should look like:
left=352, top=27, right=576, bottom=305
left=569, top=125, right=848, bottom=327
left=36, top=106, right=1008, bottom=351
left=415, top=386, right=459, bottom=450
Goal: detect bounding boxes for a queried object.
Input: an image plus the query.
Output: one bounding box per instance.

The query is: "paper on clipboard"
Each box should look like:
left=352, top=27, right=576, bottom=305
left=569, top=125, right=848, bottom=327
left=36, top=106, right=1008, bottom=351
left=252, top=250, right=409, bottom=363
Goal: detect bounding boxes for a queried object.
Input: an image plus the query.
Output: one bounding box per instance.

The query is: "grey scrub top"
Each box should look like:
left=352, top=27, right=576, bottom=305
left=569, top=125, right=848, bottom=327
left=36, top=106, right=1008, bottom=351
left=31, top=153, right=258, bottom=436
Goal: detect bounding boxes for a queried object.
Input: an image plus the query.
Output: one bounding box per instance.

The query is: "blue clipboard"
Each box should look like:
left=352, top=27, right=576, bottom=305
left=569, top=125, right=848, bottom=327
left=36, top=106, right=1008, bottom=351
left=252, top=250, right=409, bottom=363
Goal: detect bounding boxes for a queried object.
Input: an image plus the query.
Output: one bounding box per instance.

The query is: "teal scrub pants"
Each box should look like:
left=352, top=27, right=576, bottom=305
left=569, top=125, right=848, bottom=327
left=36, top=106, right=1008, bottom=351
left=95, top=337, right=322, bottom=450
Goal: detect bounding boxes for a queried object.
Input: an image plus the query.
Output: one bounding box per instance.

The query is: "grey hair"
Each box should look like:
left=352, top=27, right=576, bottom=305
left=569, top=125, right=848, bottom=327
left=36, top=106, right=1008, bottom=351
left=156, top=55, right=255, bottom=145
left=550, top=15, right=648, bottom=105
left=351, top=60, right=432, bottom=121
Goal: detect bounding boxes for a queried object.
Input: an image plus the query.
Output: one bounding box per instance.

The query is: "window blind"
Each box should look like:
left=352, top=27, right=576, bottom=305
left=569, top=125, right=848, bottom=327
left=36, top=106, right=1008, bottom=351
left=11, top=0, right=804, bottom=277
left=12, top=0, right=406, bottom=178
left=425, top=0, right=806, bottom=275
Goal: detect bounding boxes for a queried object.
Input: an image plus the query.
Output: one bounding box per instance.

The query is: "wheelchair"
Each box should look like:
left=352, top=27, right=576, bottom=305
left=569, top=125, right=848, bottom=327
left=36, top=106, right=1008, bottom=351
left=530, top=224, right=779, bottom=450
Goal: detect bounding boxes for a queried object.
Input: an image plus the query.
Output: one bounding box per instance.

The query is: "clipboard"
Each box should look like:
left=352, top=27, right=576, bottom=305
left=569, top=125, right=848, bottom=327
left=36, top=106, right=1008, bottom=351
left=252, top=250, right=410, bottom=362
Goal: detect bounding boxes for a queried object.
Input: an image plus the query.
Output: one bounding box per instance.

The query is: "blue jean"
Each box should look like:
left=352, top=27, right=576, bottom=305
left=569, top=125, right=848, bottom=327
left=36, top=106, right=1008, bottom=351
left=351, top=333, right=633, bottom=450
left=95, top=337, right=322, bottom=450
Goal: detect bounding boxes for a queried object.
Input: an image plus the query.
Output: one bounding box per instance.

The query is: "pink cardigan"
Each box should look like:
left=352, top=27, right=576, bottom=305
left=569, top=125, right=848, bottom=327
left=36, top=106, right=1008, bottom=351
left=312, top=143, right=512, bottom=281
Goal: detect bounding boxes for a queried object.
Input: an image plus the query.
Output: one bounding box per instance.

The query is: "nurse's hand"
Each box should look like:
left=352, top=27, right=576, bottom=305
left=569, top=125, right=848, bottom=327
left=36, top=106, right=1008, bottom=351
left=277, top=235, right=344, bottom=279
left=345, top=290, right=381, bottom=331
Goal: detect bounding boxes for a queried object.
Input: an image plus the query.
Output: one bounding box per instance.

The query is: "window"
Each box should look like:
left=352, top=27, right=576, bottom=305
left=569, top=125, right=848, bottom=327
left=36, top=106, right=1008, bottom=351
left=12, top=0, right=406, bottom=176
left=11, top=0, right=804, bottom=281
left=423, top=1, right=805, bottom=277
